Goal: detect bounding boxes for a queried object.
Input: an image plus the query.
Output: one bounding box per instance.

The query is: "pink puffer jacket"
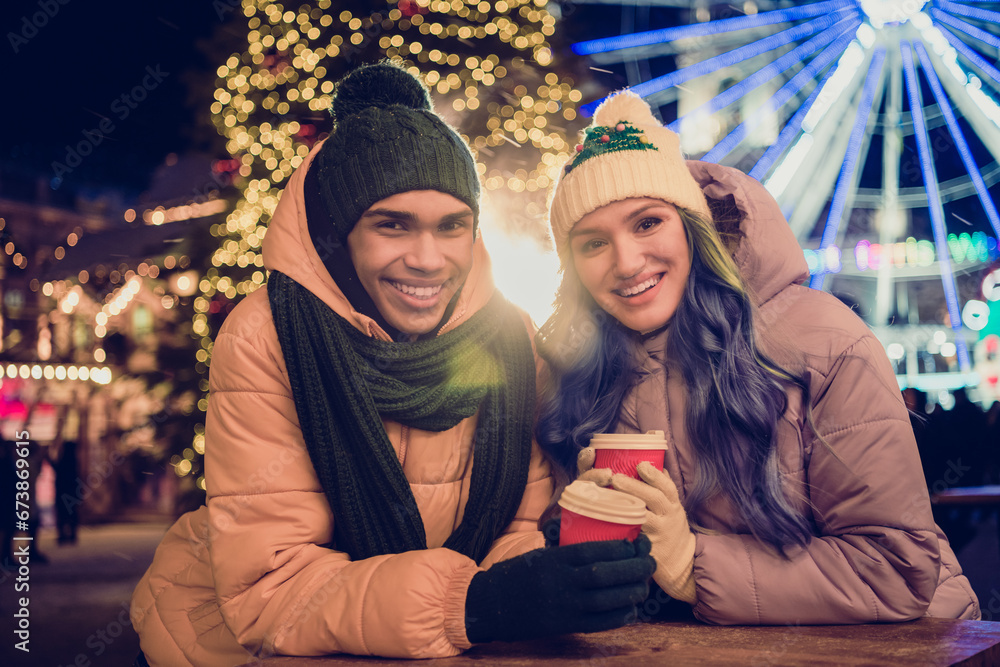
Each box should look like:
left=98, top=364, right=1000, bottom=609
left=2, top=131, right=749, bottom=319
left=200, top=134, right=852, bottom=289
left=130, top=143, right=553, bottom=665
left=616, top=162, right=979, bottom=624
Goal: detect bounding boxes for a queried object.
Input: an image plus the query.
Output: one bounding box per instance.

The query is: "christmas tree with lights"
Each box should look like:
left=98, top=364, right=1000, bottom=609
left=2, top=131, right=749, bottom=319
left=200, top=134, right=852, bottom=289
left=181, top=0, right=581, bottom=491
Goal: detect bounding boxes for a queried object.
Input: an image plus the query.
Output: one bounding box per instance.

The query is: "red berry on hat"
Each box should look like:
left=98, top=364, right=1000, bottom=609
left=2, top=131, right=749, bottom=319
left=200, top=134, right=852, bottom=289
left=616, top=123, right=625, bottom=132
left=600, top=134, right=610, bottom=143
left=576, top=144, right=583, bottom=152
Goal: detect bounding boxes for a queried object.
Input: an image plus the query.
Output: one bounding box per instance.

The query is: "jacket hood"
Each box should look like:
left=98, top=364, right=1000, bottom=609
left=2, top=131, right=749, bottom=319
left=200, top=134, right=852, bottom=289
left=262, top=139, right=496, bottom=340
left=687, top=161, right=809, bottom=307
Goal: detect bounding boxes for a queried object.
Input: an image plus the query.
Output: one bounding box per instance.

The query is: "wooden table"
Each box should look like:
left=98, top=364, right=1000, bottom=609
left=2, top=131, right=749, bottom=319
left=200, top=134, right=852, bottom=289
left=244, top=617, right=1000, bottom=666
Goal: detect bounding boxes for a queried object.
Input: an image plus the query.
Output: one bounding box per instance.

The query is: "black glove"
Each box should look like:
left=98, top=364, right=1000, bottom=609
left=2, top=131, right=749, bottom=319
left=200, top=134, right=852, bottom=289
left=465, top=535, right=655, bottom=643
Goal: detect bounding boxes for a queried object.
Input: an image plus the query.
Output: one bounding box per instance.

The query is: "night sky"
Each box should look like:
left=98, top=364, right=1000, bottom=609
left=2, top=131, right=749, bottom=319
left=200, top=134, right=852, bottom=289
left=3, top=0, right=996, bottom=241
left=0, top=1, right=622, bottom=200
left=3, top=1, right=227, bottom=197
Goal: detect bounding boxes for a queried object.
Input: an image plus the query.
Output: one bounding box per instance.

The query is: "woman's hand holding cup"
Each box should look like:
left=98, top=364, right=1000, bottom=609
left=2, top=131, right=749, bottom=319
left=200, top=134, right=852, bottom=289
left=610, top=462, right=697, bottom=604
left=576, top=439, right=698, bottom=605
left=578, top=430, right=669, bottom=480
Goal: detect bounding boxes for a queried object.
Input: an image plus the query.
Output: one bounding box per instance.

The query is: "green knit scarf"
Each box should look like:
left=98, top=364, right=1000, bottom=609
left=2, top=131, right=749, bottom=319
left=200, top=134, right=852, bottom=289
left=267, top=271, right=536, bottom=564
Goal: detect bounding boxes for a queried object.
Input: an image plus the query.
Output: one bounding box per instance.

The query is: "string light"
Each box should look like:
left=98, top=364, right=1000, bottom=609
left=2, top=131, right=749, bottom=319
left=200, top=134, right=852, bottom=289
left=805, top=233, right=999, bottom=275
left=211, top=0, right=577, bottom=271
left=141, top=199, right=229, bottom=225
left=94, top=277, right=143, bottom=338
left=3, top=363, right=112, bottom=385
left=3, top=234, right=29, bottom=269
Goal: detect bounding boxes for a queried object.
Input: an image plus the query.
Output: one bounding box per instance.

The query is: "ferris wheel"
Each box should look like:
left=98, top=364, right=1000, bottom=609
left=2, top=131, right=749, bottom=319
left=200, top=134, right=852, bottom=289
left=572, top=0, right=1000, bottom=384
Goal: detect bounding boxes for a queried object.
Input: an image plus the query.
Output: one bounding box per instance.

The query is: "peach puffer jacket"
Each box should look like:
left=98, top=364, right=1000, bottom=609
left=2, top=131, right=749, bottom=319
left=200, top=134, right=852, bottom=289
left=130, top=145, right=553, bottom=665
left=616, top=161, right=979, bottom=624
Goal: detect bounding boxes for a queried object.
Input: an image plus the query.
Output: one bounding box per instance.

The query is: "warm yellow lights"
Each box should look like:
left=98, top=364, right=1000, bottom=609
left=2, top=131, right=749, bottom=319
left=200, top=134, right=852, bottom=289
left=139, top=199, right=228, bottom=226
left=89, top=277, right=143, bottom=338
left=212, top=0, right=576, bottom=202
left=9, top=363, right=112, bottom=385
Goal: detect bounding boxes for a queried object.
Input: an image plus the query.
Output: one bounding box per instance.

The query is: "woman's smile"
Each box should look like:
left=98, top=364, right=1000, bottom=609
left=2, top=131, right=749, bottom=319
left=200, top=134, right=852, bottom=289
left=613, top=272, right=664, bottom=300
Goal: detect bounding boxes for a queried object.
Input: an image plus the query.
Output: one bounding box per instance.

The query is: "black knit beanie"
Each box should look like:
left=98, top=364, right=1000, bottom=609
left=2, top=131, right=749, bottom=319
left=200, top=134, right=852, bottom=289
left=303, top=62, right=480, bottom=339
left=306, top=62, right=481, bottom=241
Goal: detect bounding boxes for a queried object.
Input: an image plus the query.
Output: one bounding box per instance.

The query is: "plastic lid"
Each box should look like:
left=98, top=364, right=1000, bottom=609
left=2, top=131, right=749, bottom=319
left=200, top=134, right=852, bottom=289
left=589, top=430, right=668, bottom=450
left=557, top=481, right=647, bottom=525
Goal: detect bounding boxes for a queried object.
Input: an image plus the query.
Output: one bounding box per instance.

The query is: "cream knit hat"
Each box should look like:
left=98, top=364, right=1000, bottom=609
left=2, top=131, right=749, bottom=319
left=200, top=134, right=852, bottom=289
left=548, top=91, right=711, bottom=256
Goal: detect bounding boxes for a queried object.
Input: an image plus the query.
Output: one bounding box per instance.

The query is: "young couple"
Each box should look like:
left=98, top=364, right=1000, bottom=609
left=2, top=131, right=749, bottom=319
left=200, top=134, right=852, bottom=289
left=132, top=63, right=978, bottom=666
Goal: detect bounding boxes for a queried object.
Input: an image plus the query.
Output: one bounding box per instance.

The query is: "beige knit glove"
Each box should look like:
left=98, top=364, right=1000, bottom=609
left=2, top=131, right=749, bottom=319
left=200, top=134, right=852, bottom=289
left=575, top=446, right=613, bottom=486
left=576, top=446, right=599, bottom=478
left=576, top=450, right=697, bottom=604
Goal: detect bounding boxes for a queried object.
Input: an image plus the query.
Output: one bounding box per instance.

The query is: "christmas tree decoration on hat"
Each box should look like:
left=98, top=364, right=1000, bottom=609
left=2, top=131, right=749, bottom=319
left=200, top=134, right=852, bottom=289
left=566, top=121, right=657, bottom=175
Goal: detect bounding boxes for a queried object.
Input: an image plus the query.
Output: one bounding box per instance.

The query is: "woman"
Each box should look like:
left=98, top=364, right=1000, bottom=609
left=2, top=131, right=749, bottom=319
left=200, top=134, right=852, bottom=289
left=537, top=91, right=980, bottom=624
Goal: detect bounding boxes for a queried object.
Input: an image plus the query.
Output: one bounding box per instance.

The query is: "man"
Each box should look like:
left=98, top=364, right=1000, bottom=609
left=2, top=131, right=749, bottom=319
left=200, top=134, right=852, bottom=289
left=131, top=63, right=653, bottom=666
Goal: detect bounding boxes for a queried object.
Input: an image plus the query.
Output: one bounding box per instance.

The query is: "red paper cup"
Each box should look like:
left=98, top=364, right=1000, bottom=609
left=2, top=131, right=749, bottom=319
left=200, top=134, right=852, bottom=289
left=590, top=431, right=668, bottom=479
left=557, top=480, right=646, bottom=546
left=559, top=508, right=642, bottom=545
left=593, top=448, right=666, bottom=479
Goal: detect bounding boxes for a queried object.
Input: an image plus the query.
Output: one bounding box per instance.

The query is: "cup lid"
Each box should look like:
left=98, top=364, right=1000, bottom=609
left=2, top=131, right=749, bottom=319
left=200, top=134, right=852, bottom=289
left=557, top=481, right=647, bottom=525
left=590, top=430, right=668, bottom=450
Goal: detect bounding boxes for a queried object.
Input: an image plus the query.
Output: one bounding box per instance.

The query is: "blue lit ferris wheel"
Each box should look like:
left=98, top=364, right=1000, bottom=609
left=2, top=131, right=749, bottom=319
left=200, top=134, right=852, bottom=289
left=572, top=0, right=1000, bottom=388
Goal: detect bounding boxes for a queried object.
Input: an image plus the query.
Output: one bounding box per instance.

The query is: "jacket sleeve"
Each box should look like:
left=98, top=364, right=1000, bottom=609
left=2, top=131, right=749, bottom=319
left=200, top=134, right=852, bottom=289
left=691, top=333, right=941, bottom=625
left=203, top=323, right=479, bottom=659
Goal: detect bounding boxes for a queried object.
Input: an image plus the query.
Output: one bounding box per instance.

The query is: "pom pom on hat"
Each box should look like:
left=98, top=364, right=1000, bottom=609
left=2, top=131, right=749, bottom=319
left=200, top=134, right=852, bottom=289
left=593, top=90, right=659, bottom=128
left=332, top=62, right=433, bottom=120
left=548, top=90, right=711, bottom=258
left=307, top=63, right=480, bottom=242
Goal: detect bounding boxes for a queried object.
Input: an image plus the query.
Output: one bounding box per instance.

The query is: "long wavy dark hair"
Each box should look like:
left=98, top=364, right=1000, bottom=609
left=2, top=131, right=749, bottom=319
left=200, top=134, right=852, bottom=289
left=536, top=200, right=813, bottom=554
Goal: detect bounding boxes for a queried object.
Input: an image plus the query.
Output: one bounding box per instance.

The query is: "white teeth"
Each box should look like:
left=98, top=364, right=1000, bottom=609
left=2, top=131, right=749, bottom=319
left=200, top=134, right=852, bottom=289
left=390, top=281, right=443, bottom=299
left=617, top=275, right=661, bottom=297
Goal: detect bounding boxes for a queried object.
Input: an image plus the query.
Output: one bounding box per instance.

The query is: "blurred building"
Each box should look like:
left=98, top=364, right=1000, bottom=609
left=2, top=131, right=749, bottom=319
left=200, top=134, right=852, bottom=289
left=0, top=155, right=231, bottom=521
